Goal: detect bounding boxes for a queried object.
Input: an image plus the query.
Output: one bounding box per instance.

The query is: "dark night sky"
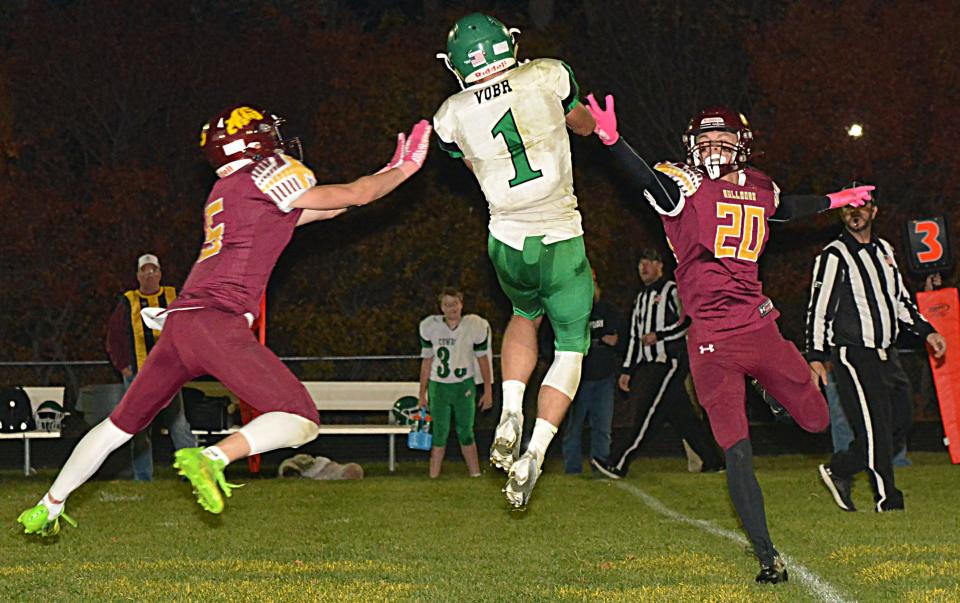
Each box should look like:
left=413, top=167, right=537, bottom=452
left=0, top=0, right=954, bottom=369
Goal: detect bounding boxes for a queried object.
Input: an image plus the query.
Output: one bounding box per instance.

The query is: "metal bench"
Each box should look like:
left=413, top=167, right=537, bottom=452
left=183, top=381, right=417, bottom=471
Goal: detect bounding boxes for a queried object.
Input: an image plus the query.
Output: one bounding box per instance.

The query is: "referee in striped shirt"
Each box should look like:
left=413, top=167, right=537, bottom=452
left=806, top=192, right=946, bottom=512
left=592, top=249, right=722, bottom=478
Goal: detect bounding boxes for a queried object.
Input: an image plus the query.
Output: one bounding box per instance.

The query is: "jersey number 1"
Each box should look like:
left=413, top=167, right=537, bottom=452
left=492, top=109, right=543, bottom=188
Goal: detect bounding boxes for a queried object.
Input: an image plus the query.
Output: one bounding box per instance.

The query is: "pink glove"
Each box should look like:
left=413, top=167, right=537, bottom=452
left=377, top=132, right=406, bottom=174
left=398, top=120, right=432, bottom=178
left=585, top=93, right=619, bottom=146
left=827, top=185, right=875, bottom=209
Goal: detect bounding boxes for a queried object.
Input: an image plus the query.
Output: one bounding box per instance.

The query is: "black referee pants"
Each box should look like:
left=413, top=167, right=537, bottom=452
left=829, top=346, right=906, bottom=511
left=610, top=357, right=722, bottom=472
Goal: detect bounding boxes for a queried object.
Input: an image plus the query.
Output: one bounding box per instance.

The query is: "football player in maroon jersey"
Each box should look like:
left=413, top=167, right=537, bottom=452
left=585, top=94, right=873, bottom=583
left=18, top=106, right=431, bottom=535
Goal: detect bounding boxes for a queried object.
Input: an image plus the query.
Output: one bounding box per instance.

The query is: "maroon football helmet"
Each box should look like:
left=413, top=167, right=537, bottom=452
left=199, top=105, right=302, bottom=170
left=684, top=106, right=752, bottom=179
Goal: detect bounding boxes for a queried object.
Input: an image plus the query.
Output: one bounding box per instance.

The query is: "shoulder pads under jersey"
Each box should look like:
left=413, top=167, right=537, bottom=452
left=653, top=162, right=702, bottom=197
left=251, top=154, right=317, bottom=211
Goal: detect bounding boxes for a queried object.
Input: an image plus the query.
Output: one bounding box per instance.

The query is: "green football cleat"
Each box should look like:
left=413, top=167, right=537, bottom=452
left=173, top=448, right=242, bottom=514
left=17, top=502, right=77, bottom=537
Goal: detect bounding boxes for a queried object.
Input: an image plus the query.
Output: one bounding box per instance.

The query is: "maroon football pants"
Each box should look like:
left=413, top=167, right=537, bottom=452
left=110, top=308, right=318, bottom=434
left=687, top=321, right=828, bottom=450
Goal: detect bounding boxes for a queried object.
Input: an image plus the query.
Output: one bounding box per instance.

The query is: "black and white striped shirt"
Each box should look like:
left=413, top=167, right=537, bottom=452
left=805, top=230, right=933, bottom=362
left=622, top=278, right=691, bottom=371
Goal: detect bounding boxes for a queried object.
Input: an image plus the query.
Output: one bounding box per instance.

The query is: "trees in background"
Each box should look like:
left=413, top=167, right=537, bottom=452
left=0, top=0, right=953, bottom=368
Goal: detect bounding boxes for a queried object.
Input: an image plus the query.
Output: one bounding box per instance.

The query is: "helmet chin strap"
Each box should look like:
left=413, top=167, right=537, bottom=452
left=436, top=53, right=466, bottom=90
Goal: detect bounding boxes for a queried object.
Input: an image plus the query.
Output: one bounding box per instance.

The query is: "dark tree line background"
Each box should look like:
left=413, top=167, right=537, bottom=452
left=0, top=0, right=957, bottom=386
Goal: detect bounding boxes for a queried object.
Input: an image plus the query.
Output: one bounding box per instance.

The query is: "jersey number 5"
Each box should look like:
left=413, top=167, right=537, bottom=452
left=492, top=109, right=543, bottom=188
left=714, top=202, right=765, bottom=262
left=198, top=198, right=225, bottom=263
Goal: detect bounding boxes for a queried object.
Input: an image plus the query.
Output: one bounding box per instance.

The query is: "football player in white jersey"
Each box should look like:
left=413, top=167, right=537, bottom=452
left=433, top=13, right=596, bottom=507
left=418, top=287, right=493, bottom=477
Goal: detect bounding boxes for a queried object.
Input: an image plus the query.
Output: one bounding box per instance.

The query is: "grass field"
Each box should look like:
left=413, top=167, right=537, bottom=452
left=1, top=452, right=958, bottom=602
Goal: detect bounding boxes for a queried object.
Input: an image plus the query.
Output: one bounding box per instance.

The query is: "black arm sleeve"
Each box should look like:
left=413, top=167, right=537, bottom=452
left=608, top=138, right=682, bottom=213
left=770, top=195, right=830, bottom=222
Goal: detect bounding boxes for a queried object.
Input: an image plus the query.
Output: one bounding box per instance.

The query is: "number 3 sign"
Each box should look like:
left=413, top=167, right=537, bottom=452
left=906, top=216, right=952, bottom=274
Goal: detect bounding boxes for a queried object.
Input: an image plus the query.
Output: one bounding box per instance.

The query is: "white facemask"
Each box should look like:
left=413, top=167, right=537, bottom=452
left=703, top=152, right=729, bottom=180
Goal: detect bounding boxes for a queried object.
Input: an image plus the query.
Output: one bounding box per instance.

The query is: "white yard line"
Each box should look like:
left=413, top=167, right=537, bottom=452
left=615, top=481, right=853, bottom=603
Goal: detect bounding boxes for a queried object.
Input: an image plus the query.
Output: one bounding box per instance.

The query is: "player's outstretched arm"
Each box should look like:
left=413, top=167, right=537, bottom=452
left=583, top=93, right=683, bottom=214
left=770, top=186, right=874, bottom=222
left=295, top=208, right=348, bottom=226
left=292, top=120, right=431, bottom=216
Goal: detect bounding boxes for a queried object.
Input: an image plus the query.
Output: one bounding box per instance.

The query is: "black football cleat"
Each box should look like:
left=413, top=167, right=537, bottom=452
left=756, top=555, right=788, bottom=584
left=877, top=500, right=905, bottom=513
left=819, top=464, right=856, bottom=511
left=590, top=457, right=625, bottom=480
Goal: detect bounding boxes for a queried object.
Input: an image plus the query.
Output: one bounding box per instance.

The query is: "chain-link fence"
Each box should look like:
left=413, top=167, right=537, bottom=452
left=0, top=356, right=423, bottom=411
left=0, top=349, right=949, bottom=471
left=0, top=348, right=943, bottom=433
left=0, top=356, right=504, bottom=436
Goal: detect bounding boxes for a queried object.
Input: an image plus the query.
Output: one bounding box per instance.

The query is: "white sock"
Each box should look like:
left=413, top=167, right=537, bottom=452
left=39, top=493, right=63, bottom=520
left=526, top=418, right=558, bottom=469
left=49, top=418, right=133, bottom=503
left=237, top=412, right=320, bottom=456
left=202, top=446, right=231, bottom=466
left=501, top=380, right=525, bottom=417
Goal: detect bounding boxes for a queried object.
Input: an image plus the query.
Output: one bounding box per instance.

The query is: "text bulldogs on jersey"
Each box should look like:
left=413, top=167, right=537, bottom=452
left=474, top=80, right=513, bottom=104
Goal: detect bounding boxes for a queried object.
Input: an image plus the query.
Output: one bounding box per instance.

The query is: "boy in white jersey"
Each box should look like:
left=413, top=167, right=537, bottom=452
left=433, top=13, right=596, bottom=507
left=418, top=288, right=493, bottom=477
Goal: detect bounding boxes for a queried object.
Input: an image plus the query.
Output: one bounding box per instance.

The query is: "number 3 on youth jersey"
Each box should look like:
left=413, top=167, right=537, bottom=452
left=436, top=346, right=451, bottom=378
left=491, top=108, right=542, bottom=188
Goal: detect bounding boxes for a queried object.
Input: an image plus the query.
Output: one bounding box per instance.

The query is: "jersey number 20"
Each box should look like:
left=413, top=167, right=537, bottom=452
left=492, top=109, right=543, bottom=188
left=714, top=202, right=765, bottom=262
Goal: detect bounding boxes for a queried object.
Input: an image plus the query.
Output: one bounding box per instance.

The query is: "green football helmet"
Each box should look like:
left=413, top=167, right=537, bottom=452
left=438, top=13, right=519, bottom=87
left=392, top=396, right=421, bottom=426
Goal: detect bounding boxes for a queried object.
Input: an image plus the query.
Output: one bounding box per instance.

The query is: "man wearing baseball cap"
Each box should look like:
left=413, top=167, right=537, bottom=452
left=106, top=253, right=196, bottom=480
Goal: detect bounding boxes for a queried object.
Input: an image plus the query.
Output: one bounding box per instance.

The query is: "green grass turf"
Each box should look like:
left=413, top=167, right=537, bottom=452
left=1, top=453, right=958, bottom=602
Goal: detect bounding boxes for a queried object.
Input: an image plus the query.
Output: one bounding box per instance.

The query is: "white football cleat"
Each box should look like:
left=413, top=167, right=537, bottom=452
left=490, top=412, right=522, bottom=472
left=503, top=451, right=541, bottom=509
